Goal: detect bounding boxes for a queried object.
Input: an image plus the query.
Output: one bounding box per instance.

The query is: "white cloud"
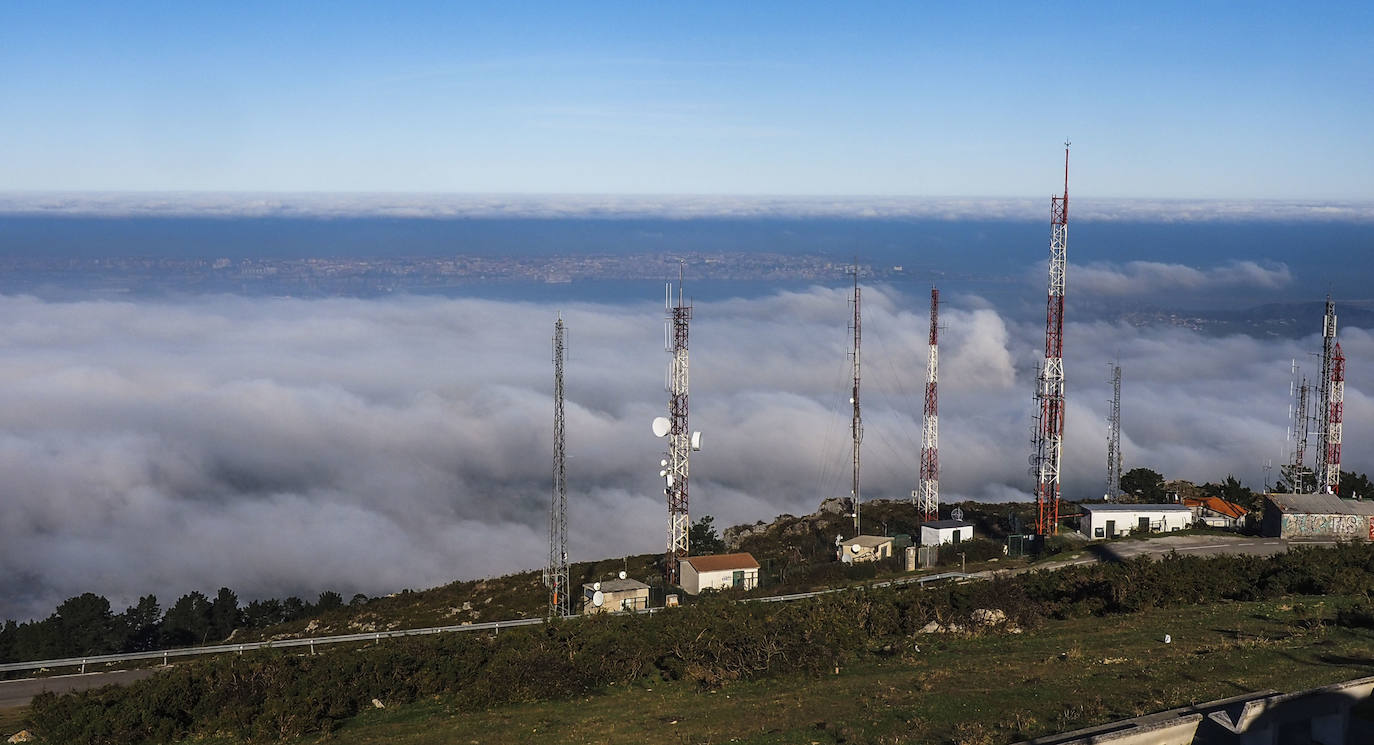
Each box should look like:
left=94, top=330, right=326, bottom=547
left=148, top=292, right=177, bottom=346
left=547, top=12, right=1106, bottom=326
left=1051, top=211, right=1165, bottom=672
left=1, top=192, right=1371, bottom=222
left=0, top=288, right=1365, bottom=621
left=1074, top=260, right=1293, bottom=296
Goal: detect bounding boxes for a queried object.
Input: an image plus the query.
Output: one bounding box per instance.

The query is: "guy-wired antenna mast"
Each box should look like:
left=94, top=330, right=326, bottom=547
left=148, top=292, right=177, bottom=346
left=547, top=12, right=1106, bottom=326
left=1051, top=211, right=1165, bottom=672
left=849, top=263, right=863, bottom=534
left=916, top=287, right=940, bottom=521
left=1033, top=142, right=1070, bottom=537
left=654, top=264, right=700, bottom=586
left=1105, top=362, right=1122, bottom=501
left=546, top=316, right=570, bottom=618
left=1315, top=298, right=1344, bottom=494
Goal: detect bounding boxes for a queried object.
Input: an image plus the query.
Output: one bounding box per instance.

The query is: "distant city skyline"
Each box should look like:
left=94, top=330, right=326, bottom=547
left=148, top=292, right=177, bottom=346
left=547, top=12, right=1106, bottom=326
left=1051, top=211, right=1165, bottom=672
left=3, top=2, right=1372, bottom=199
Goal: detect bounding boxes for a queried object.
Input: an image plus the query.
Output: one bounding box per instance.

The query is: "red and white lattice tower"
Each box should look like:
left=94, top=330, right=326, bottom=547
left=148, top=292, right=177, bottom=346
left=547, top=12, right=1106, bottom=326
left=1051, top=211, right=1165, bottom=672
left=1316, top=298, right=1343, bottom=494
left=1033, top=143, right=1070, bottom=537
left=916, top=288, right=940, bottom=521
left=663, top=268, right=694, bottom=585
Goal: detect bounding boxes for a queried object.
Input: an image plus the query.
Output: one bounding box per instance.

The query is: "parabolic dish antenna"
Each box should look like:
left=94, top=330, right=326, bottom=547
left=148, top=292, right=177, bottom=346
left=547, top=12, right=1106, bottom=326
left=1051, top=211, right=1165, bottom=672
left=850, top=544, right=860, bottom=554
left=618, top=570, right=628, bottom=580
left=592, top=590, right=605, bottom=607
left=652, top=417, right=671, bottom=438
left=593, top=581, right=601, bottom=591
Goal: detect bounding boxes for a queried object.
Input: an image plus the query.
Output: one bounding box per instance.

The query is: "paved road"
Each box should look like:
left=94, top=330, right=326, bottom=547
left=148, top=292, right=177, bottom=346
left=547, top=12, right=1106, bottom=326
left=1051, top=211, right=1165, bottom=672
left=0, top=668, right=161, bottom=710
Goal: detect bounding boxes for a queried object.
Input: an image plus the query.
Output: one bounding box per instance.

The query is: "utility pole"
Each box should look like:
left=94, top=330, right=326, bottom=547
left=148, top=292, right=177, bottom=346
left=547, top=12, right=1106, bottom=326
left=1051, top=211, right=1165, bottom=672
left=1033, top=142, right=1070, bottom=537
left=917, top=287, right=940, bottom=521
left=547, top=317, right=570, bottom=618
left=1105, top=362, right=1122, bottom=501
left=849, top=263, right=863, bottom=535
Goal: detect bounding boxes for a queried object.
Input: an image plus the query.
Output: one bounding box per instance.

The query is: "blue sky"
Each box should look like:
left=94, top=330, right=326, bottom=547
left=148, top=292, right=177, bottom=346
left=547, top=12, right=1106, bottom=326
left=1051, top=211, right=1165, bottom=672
left=3, top=2, right=1371, bottom=198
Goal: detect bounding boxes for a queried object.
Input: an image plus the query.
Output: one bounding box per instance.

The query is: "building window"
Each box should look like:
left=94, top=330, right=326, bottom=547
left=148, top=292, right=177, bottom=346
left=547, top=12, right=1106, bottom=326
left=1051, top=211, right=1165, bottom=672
left=1094, top=527, right=1104, bottom=538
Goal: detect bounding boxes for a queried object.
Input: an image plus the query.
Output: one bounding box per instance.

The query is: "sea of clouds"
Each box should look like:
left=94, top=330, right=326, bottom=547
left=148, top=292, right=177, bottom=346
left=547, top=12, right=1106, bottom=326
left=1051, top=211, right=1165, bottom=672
left=0, top=277, right=1365, bottom=622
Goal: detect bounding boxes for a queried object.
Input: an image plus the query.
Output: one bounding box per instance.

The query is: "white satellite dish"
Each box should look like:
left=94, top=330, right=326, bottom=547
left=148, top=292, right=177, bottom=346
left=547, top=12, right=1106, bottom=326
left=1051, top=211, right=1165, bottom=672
left=592, top=590, right=605, bottom=607
left=618, top=570, right=627, bottom=580
left=652, top=417, right=671, bottom=438
left=593, top=581, right=601, bottom=591
left=951, top=507, right=965, bottom=521
left=850, top=544, right=860, bottom=554
left=660, top=459, right=668, bottom=467
left=835, top=534, right=843, bottom=546
left=690, top=431, right=702, bottom=451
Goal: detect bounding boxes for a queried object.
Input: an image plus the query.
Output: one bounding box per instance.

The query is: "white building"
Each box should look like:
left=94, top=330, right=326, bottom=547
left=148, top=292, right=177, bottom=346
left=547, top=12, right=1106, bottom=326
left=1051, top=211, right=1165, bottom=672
left=838, top=535, right=895, bottom=564
left=679, top=553, right=760, bottom=595
left=581, top=578, right=650, bottom=614
left=920, top=519, right=974, bottom=546
left=1080, top=504, right=1191, bottom=540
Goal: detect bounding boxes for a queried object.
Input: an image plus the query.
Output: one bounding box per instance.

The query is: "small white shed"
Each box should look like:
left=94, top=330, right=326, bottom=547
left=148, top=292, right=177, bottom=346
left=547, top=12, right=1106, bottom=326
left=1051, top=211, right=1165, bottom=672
left=679, top=553, right=760, bottom=595
left=1080, top=504, right=1191, bottom=539
left=920, top=519, right=975, bottom=546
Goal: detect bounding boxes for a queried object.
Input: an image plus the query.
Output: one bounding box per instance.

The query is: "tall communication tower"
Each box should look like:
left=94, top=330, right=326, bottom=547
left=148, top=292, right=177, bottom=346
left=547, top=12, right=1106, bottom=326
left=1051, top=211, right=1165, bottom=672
left=916, top=287, right=940, bottom=521
left=1288, top=361, right=1314, bottom=493
left=849, top=264, right=863, bottom=534
left=1315, top=298, right=1343, bottom=494
left=1032, top=143, right=1070, bottom=537
left=1105, top=363, right=1122, bottom=501
left=546, top=317, right=570, bottom=618
left=654, top=266, right=699, bottom=586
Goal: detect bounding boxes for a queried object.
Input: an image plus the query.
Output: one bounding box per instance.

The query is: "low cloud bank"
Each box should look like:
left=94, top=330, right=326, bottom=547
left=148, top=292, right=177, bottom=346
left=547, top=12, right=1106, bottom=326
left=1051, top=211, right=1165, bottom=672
left=0, top=287, right=1364, bottom=621
left=2, top=192, right=1372, bottom=222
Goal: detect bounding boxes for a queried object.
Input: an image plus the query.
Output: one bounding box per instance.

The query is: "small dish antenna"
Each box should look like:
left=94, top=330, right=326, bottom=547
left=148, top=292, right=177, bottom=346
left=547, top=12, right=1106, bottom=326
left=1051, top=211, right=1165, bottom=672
left=652, top=417, right=671, bottom=438
left=690, top=431, right=702, bottom=451
left=592, top=590, right=605, bottom=608
left=835, top=534, right=843, bottom=546
left=618, top=570, right=627, bottom=580
left=592, top=581, right=601, bottom=591
left=850, top=544, right=860, bottom=554
left=951, top=507, right=965, bottom=521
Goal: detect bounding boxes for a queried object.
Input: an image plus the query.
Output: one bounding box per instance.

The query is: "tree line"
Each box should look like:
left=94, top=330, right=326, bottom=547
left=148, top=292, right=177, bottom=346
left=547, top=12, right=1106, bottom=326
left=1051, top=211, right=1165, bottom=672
left=0, top=588, right=358, bottom=664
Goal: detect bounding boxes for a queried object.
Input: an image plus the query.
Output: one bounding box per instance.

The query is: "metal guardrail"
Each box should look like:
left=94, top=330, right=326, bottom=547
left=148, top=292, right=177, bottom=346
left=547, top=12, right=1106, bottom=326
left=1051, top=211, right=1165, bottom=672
left=0, top=570, right=974, bottom=676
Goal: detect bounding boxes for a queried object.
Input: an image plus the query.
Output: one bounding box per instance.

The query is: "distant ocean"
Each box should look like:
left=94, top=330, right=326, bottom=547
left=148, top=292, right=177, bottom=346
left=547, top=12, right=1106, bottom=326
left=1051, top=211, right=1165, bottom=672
left=0, top=215, right=1367, bottom=310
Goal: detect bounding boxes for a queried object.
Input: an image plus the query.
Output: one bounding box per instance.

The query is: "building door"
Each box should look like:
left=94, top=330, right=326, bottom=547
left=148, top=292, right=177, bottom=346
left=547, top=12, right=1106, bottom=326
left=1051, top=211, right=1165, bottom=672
left=732, top=570, right=744, bottom=588
left=1138, top=516, right=1150, bottom=533
left=1106, top=520, right=1116, bottom=538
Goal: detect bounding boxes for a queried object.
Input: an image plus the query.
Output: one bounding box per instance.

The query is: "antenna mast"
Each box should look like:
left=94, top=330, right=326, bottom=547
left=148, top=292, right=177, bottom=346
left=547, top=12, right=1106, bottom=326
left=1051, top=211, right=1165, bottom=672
left=849, top=263, right=863, bottom=534
left=1316, top=298, right=1343, bottom=494
left=1289, top=361, right=1314, bottom=493
left=664, top=265, right=693, bottom=585
left=1033, top=142, right=1069, bottom=537
left=1105, top=362, right=1122, bottom=501
left=916, top=287, right=939, bottom=521
left=547, top=316, right=570, bottom=618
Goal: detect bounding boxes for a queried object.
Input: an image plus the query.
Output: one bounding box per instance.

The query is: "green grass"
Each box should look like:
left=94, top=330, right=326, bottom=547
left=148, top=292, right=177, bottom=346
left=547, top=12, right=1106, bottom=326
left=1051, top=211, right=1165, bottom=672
left=245, top=597, right=1374, bottom=745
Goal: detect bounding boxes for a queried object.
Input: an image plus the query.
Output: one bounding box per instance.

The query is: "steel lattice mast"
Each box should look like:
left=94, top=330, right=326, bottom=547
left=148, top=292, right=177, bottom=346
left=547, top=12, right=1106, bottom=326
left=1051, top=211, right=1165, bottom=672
left=1326, top=343, right=1345, bottom=494
left=916, top=287, right=939, bottom=521
left=1033, top=143, right=1069, bottom=537
left=664, top=270, right=692, bottom=585
left=1316, top=298, right=1341, bottom=494
left=546, top=316, right=570, bottom=618
left=849, top=264, right=863, bottom=534
left=1105, top=363, right=1121, bottom=501
left=1289, top=362, right=1313, bottom=493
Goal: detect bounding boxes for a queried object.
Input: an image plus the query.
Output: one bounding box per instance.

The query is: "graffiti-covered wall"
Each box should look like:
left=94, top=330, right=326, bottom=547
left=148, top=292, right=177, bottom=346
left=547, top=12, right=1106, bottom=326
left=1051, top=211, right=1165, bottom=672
left=1279, top=513, right=1374, bottom=540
